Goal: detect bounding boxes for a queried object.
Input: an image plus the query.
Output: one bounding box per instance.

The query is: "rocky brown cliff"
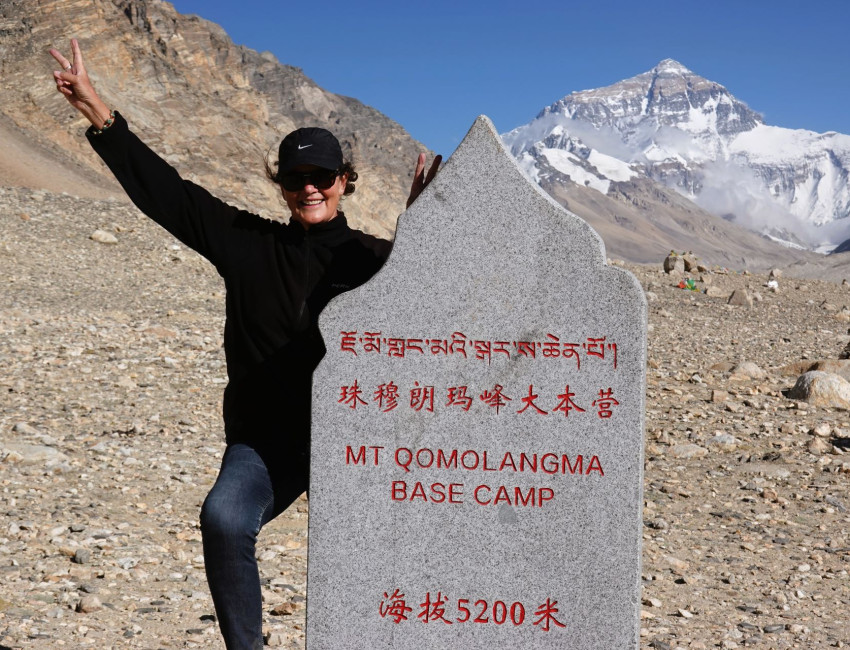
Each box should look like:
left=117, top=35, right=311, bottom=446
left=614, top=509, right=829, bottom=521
left=0, top=0, right=430, bottom=237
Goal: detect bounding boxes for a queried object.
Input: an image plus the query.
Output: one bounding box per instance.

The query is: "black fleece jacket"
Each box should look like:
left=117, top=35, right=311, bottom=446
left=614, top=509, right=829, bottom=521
left=87, top=113, right=391, bottom=448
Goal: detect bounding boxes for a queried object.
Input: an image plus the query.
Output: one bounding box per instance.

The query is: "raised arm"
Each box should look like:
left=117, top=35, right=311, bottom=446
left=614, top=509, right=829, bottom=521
left=48, top=39, right=254, bottom=273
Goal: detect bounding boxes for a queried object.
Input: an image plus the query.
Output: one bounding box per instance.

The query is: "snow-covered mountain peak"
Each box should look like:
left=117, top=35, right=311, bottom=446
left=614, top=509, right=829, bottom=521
left=541, top=60, right=762, bottom=142
left=653, top=58, right=693, bottom=76
left=503, top=61, right=850, bottom=251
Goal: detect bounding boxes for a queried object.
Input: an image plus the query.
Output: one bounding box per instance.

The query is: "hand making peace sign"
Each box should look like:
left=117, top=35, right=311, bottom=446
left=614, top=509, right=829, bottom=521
left=48, top=38, right=111, bottom=129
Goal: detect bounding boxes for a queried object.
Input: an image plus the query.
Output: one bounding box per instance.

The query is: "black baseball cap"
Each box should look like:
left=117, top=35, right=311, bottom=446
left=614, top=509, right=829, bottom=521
left=278, top=127, right=343, bottom=173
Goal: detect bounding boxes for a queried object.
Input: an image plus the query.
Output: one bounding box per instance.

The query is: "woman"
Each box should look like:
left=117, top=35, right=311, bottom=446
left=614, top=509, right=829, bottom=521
left=50, top=39, right=440, bottom=650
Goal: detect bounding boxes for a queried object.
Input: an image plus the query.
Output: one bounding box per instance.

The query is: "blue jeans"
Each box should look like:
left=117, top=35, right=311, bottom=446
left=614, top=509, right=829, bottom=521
left=200, top=443, right=309, bottom=649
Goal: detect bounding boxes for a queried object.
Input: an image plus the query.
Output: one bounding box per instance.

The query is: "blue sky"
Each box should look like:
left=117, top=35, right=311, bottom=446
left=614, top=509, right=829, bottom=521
left=169, top=0, right=850, bottom=156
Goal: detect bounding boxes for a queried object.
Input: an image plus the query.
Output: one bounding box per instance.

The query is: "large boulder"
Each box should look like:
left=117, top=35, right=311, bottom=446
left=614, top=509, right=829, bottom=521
left=728, top=289, right=752, bottom=307
left=664, top=252, right=684, bottom=275
left=788, top=371, right=850, bottom=409
left=730, top=361, right=767, bottom=380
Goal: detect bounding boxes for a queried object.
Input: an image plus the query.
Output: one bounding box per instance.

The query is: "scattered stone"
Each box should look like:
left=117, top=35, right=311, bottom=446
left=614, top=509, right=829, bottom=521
left=90, top=229, right=118, bottom=244
left=682, top=252, right=699, bottom=272
left=76, top=595, right=102, bottom=613
left=669, top=444, right=707, bottom=459
left=664, top=555, right=689, bottom=573
left=270, top=601, right=296, bottom=616
left=3, top=183, right=849, bottom=648
left=705, top=286, right=726, bottom=298
left=708, top=434, right=739, bottom=450
left=730, top=361, right=766, bottom=379
left=810, top=422, right=832, bottom=438
left=728, top=289, right=753, bottom=307
left=788, top=371, right=850, bottom=409
left=710, top=361, right=736, bottom=372
left=808, top=438, right=832, bottom=455
left=0, top=443, right=69, bottom=465
left=664, top=252, right=684, bottom=274
left=12, top=422, right=41, bottom=436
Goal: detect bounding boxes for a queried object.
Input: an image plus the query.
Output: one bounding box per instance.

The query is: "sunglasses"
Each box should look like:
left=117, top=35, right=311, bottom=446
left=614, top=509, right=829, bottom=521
left=280, top=169, right=339, bottom=192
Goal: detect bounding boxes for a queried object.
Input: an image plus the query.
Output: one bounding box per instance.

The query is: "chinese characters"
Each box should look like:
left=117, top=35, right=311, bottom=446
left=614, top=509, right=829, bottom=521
left=338, top=382, right=620, bottom=419
left=378, top=590, right=566, bottom=631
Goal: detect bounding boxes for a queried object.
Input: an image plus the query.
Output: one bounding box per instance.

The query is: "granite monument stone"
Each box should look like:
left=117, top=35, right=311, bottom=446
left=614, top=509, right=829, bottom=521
left=307, top=116, right=647, bottom=649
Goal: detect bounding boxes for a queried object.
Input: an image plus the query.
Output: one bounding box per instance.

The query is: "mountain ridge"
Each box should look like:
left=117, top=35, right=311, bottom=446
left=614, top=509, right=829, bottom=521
left=506, top=59, right=850, bottom=255
left=0, top=3, right=847, bottom=275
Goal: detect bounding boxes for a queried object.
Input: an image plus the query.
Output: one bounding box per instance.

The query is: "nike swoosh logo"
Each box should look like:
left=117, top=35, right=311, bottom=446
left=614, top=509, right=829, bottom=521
left=298, top=144, right=313, bottom=150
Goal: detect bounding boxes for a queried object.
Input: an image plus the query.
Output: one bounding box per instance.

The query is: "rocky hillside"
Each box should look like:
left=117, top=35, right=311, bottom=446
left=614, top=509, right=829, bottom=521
left=2, top=187, right=850, bottom=648
left=532, top=151, right=822, bottom=270
left=0, top=0, right=430, bottom=237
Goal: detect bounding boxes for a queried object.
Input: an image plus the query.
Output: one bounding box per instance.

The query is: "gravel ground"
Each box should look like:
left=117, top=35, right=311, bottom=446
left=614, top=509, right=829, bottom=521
left=1, top=186, right=848, bottom=649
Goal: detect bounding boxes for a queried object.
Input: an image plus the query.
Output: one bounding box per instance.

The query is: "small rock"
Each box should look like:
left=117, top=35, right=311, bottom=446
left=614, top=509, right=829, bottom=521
left=270, top=601, right=296, bottom=616
left=664, top=555, right=689, bottom=573
left=708, top=434, right=739, bottom=450
left=728, top=289, right=753, bottom=307
left=711, top=389, right=729, bottom=403
left=12, top=422, right=41, bottom=436
left=705, top=286, right=727, bottom=298
left=810, top=422, right=832, bottom=437
left=90, top=229, right=118, bottom=244
left=731, top=361, right=766, bottom=379
left=0, top=443, right=69, bottom=465
left=76, top=595, right=102, bottom=613
left=682, top=252, right=699, bottom=271
left=669, top=443, right=707, bottom=459
left=808, top=438, right=832, bottom=455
